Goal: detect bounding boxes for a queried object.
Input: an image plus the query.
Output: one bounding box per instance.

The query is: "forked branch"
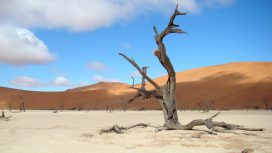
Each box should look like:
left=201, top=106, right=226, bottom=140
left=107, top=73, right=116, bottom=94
left=118, top=53, right=162, bottom=93
left=154, top=4, right=187, bottom=41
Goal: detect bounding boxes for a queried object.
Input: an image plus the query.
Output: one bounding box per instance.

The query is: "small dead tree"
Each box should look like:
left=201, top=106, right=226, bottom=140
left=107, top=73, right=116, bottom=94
left=58, top=102, right=64, bottom=112
left=180, top=103, right=186, bottom=111
left=76, top=103, right=83, bottom=111
left=106, top=104, right=109, bottom=112
left=8, top=102, right=12, bottom=111
left=121, top=98, right=127, bottom=112
left=18, top=94, right=25, bottom=112
left=100, top=5, right=263, bottom=134
left=197, top=101, right=214, bottom=112
left=110, top=105, right=113, bottom=112
left=263, top=96, right=270, bottom=111
left=196, top=102, right=204, bottom=111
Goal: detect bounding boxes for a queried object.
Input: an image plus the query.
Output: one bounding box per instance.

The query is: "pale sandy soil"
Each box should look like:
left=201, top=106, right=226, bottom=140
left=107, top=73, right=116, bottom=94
left=0, top=110, right=272, bottom=153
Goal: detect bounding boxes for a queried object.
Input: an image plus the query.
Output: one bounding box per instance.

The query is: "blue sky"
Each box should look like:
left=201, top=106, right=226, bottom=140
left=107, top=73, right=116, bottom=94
left=0, top=0, right=271, bottom=91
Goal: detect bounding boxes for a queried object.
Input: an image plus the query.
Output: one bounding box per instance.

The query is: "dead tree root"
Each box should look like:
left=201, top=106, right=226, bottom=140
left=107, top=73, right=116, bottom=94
left=99, top=112, right=263, bottom=135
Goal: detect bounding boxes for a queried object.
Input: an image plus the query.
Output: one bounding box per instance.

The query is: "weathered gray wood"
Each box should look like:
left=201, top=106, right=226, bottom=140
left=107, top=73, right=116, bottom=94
left=119, top=4, right=186, bottom=129
left=99, top=123, right=160, bottom=134
left=99, top=113, right=263, bottom=134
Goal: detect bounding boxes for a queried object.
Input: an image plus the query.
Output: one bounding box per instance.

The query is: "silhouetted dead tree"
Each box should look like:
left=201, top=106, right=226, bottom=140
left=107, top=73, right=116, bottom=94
left=8, top=102, right=12, bottom=111
left=197, top=101, right=214, bottom=112
left=18, top=94, right=25, bottom=112
left=57, top=102, right=64, bottom=112
left=100, top=5, right=263, bottom=134
left=109, top=106, right=113, bottom=112
left=263, top=96, right=270, bottom=111
left=121, top=98, right=127, bottom=112
left=106, top=104, right=109, bottom=112
left=76, top=103, right=83, bottom=111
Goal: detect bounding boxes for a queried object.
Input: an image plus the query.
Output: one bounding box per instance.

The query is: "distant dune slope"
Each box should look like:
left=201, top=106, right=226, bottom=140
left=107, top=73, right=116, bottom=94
left=1, top=62, right=271, bottom=110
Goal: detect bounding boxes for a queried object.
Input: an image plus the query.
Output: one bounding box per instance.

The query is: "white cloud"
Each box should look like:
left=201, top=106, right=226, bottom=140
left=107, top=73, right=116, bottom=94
left=0, top=0, right=233, bottom=31
left=10, top=76, right=45, bottom=87
left=0, top=24, right=55, bottom=65
left=53, top=76, right=71, bottom=86
left=176, top=0, right=200, bottom=13
left=204, top=0, right=234, bottom=6
left=88, top=61, right=106, bottom=72
left=92, top=75, right=119, bottom=82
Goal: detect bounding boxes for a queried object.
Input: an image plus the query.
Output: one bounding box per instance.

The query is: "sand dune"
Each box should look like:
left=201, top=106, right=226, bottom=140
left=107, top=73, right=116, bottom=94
left=0, top=62, right=271, bottom=110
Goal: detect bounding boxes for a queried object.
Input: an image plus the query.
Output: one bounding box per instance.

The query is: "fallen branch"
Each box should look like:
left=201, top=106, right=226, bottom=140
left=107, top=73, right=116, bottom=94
left=99, top=123, right=160, bottom=134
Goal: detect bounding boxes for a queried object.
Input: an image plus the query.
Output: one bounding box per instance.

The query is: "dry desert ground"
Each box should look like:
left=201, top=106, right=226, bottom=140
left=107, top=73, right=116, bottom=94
left=1, top=110, right=272, bottom=153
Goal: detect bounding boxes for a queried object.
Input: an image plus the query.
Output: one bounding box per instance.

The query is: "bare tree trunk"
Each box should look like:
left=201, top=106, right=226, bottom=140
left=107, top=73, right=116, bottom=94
left=119, top=5, right=186, bottom=129
left=99, top=5, right=263, bottom=134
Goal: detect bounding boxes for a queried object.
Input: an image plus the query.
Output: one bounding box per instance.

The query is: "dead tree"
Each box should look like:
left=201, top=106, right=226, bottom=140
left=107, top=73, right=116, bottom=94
left=196, top=102, right=204, bottom=111
left=58, top=102, right=64, bottom=112
left=18, top=94, right=25, bottom=112
left=106, top=104, right=109, bottom=112
left=118, top=5, right=187, bottom=129
left=8, top=102, right=12, bottom=111
left=109, top=105, right=113, bottom=112
left=121, top=98, right=127, bottom=112
left=263, top=96, right=270, bottom=111
left=100, top=5, right=263, bottom=134
left=197, top=101, right=214, bottom=112
left=76, top=103, right=83, bottom=111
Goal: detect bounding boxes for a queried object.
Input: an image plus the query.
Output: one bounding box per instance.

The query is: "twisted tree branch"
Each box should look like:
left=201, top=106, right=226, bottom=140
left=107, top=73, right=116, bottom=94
left=119, top=53, right=162, bottom=93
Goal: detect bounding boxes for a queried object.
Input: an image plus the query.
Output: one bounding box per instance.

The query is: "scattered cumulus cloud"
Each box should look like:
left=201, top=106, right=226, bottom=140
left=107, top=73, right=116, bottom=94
left=92, top=75, right=119, bottom=82
left=53, top=76, right=71, bottom=86
left=10, top=75, right=72, bottom=88
left=10, top=76, right=45, bottom=87
left=88, top=61, right=106, bottom=72
left=0, top=0, right=234, bottom=31
left=176, top=0, right=200, bottom=13
left=0, top=24, right=55, bottom=65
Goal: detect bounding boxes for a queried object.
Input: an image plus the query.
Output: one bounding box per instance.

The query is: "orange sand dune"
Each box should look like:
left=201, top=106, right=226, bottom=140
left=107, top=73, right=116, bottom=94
left=0, top=62, right=272, bottom=110
left=68, top=82, right=135, bottom=95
